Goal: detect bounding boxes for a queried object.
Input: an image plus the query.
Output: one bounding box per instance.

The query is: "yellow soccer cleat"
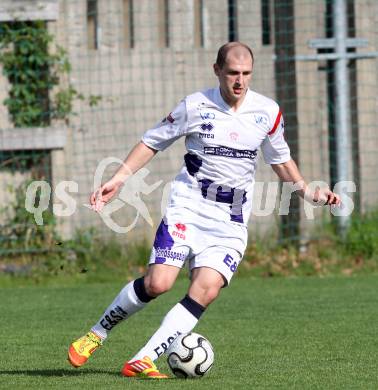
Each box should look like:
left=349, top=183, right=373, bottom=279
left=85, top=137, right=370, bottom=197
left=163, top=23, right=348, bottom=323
left=68, top=331, right=103, bottom=368
left=121, top=356, right=169, bottom=379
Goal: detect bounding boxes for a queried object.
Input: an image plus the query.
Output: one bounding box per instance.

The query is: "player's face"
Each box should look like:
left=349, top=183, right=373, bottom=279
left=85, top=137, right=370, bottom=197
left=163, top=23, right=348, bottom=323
left=214, top=51, right=253, bottom=110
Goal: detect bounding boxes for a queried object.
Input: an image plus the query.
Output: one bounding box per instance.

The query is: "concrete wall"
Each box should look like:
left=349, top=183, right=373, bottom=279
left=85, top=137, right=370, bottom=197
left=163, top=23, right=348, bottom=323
left=294, top=0, right=331, bottom=241
left=1, top=0, right=377, bottom=245
left=355, top=0, right=378, bottom=211
left=47, top=0, right=279, bottom=243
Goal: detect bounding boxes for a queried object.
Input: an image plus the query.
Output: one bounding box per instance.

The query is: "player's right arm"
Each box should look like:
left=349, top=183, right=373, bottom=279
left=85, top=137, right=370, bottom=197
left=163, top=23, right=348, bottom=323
left=90, top=99, right=188, bottom=212
left=90, top=142, right=157, bottom=212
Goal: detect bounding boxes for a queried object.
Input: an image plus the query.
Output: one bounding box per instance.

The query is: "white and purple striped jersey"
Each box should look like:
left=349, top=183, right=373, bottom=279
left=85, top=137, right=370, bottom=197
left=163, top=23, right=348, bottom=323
left=142, top=87, right=291, bottom=226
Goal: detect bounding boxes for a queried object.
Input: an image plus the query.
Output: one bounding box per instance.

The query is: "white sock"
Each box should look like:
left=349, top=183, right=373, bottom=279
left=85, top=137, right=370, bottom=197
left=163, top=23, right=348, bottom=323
left=91, top=279, right=150, bottom=340
left=131, top=295, right=205, bottom=361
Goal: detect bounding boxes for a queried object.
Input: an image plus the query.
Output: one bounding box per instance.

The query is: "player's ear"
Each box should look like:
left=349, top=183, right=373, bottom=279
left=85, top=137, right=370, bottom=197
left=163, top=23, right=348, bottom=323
left=213, top=63, right=220, bottom=77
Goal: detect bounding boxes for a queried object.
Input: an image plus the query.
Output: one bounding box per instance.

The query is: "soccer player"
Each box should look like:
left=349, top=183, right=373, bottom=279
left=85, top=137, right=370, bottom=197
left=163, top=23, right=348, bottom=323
left=68, top=42, right=340, bottom=378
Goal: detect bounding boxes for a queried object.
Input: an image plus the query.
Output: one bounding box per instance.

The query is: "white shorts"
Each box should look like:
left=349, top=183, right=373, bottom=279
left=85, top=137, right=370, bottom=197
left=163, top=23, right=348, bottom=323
left=148, top=208, right=247, bottom=285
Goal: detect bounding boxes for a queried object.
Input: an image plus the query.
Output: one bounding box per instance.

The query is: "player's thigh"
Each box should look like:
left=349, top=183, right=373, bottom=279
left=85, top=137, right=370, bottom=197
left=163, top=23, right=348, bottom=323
left=187, top=267, right=225, bottom=307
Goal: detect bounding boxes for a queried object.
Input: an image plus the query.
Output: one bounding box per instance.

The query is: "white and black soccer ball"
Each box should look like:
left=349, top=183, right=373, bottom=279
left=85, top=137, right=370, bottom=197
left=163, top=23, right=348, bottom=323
left=166, top=332, right=214, bottom=378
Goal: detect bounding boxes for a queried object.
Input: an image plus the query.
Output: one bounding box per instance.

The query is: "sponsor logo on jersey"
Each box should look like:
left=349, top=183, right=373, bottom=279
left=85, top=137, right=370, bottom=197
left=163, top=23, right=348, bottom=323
left=199, top=133, right=215, bottom=139
left=199, top=122, right=215, bottom=139
left=197, top=102, right=216, bottom=120
left=200, top=111, right=215, bottom=120
left=200, top=122, right=214, bottom=131
left=229, top=131, right=239, bottom=141
left=204, top=146, right=257, bottom=159
left=254, top=114, right=269, bottom=126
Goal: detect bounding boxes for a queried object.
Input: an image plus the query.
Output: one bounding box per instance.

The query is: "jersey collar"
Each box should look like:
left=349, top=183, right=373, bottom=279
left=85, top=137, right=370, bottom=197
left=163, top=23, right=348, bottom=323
left=215, top=87, right=251, bottom=114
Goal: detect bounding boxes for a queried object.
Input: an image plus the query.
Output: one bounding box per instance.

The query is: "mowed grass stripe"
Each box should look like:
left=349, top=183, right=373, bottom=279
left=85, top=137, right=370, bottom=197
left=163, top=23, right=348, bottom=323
left=0, top=275, right=377, bottom=389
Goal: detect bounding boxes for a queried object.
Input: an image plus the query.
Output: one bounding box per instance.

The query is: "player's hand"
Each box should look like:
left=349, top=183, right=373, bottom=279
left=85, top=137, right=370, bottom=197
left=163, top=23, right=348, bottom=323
left=313, top=187, right=341, bottom=207
left=90, top=180, right=121, bottom=212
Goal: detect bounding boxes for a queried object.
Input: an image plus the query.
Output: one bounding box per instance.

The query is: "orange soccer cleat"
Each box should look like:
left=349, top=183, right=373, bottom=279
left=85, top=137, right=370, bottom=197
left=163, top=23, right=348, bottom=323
left=68, top=331, right=103, bottom=368
left=121, top=356, right=168, bottom=379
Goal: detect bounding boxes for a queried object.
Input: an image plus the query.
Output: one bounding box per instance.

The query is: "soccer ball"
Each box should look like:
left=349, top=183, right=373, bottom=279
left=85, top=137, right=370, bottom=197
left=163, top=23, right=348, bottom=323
left=166, top=332, right=214, bottom=378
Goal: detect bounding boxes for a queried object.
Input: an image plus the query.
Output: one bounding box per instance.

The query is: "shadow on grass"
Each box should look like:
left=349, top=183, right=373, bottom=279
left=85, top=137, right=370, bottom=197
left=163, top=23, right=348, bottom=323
left=0, top=368, right=119, bottom=377
left=0, top=369, right=178, bottom=380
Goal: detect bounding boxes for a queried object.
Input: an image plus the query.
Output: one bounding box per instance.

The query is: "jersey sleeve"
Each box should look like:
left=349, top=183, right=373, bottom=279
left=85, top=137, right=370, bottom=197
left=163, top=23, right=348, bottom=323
left=261, top=110, right=291, bottom=164
left=141, top=100, right=188, bottom=151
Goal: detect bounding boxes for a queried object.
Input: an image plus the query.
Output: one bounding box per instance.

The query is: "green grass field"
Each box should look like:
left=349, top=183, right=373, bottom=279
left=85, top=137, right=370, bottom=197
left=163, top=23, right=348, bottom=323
left=1, top=275, right=377, bottom=389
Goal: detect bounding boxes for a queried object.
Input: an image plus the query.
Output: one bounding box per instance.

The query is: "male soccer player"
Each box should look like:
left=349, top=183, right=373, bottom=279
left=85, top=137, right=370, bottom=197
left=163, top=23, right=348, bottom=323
left=68, top=42, right=340, bottom=378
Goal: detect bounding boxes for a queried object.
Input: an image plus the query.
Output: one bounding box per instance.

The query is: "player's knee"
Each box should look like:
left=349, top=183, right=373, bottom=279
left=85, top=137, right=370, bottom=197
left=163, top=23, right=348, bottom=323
left=203, top=286, right=221, bottom=305
left=190, top=285, right=221, bottom=307
left=144, top=277, right=173, bottom=297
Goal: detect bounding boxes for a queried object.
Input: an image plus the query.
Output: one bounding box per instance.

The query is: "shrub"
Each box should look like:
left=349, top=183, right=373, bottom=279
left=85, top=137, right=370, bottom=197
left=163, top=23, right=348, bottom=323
left=345, top=209, right=378, bottom=258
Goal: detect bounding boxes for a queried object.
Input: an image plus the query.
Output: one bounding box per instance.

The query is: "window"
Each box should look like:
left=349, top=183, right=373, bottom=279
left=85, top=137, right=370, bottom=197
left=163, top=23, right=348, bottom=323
left=123, top=0, right=134, bottom=48
left=158, top=0, right=169, bottom=48
left=228, top=0, right=238, bottom=41
left=194, top=0, right=204, bottom=47
left=87, top=0, right=98, bottom=49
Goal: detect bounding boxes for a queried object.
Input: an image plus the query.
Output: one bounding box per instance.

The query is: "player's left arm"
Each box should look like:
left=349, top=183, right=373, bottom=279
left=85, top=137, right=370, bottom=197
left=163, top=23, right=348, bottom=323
left=271, top=158, right=341, bottom=206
